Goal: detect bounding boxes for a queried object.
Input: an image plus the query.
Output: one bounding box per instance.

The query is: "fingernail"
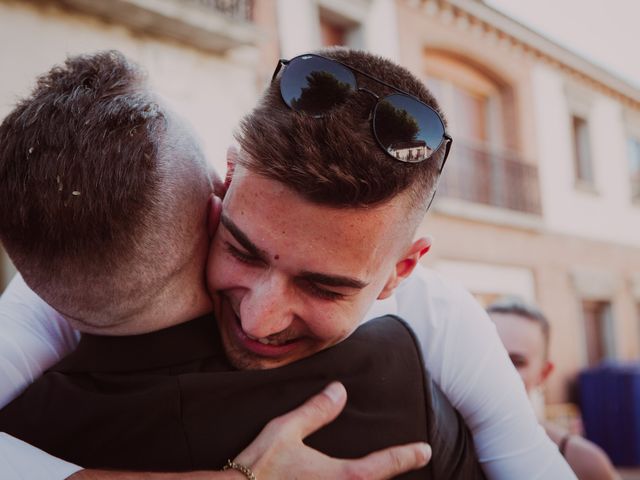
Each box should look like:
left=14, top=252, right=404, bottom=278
left=419, top=444, right=432, bottom=464
left=324, top=382, right=345, bottom=404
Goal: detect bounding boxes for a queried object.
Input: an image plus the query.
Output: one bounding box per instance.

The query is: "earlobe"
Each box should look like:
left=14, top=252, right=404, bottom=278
left=377, top=237, right=432, bottom=300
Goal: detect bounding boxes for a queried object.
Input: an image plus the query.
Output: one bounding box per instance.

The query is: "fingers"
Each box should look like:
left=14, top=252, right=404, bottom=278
left=343, top=442, right=432, bottom=480
left=276, top=382, right=348, bottom=439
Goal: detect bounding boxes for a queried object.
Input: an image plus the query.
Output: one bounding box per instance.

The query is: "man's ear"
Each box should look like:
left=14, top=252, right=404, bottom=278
left=207, top=193, right=222, bottom=238
left=377, top=237, right=432, bottom=300
left=540, top=360, right=554, bottom=383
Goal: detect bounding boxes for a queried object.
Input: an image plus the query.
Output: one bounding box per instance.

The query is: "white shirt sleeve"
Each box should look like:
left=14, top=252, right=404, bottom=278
left=0, top=433, right=82, bottom=480
left=0, top=274, right=82, bottom=479
left=366, top=266, right=577, bottom=480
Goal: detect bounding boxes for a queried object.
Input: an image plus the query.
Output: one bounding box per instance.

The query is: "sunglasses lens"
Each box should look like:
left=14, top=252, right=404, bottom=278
left=280, top=55, right=357, bottom=116
left=373, top=93, right=445, bottom=163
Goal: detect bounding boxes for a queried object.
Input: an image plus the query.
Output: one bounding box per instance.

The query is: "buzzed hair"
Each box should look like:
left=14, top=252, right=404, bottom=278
left=235, top=47, right=447, bottom=211
left=0, top=51, right=210, bottom=316
left=487, top=296, right=551, bottom=357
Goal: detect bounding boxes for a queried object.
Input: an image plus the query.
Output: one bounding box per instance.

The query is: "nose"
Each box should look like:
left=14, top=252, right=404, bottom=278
left=239, top=272, right=297, bottom=338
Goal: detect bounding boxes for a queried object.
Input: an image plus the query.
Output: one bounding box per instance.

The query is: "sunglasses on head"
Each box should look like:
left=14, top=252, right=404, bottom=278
left=271, top=53, right=452, bottom=170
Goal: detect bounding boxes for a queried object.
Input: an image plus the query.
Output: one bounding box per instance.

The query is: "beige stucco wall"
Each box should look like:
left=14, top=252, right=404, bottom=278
left=532, top=63, right=640, bottom=247
left=275, top=0, right=400, bottom=60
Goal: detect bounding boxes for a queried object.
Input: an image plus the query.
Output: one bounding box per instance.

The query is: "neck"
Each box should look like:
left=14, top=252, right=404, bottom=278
left=50, top=245, right=214, bottom=336
left=106, top=281, right=213, bottom=335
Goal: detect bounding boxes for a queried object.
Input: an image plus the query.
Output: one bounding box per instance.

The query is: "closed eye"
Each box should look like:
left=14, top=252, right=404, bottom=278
left=509, top=355, right=528, bottom=369
left=225, top=242, right=264, bottom=266
left=296, top=278, right=345, bottom=301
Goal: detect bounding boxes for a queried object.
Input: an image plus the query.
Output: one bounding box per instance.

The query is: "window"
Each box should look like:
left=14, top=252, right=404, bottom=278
left=453, top=85, right=489, bottom=144
left=581, top=300, right=614, bottom=367
left=572, top=115, right=594, bottom=187
left=423, top=51, right=540, bottom=214
left=319, top=15, right=347, bottom=47
left=318, top=9, right=361, bottom=48
left=628, top=136, right=640, bottom=202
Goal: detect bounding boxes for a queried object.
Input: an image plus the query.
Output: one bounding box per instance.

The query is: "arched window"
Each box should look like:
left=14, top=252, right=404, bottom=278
left=425, top=51, right=504, bottom=149
left=424, top=50, right=540, bottom=214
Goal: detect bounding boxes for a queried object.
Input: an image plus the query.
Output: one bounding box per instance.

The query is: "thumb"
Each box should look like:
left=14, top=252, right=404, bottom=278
left=286, top=382, right=348, bottom=439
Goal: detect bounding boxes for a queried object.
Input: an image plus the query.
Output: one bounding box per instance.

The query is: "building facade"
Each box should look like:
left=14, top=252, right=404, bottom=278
left=272, top=0, right=640, bottom=406
left=1, top=0, right=639, bottom=409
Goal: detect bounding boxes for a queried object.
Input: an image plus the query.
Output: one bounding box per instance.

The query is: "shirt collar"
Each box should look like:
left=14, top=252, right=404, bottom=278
left=53, top=314, right=226, bottom=373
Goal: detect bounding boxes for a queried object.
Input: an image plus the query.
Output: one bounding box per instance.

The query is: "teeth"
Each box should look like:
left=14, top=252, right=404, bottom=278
left=258, top=337, right=285, bottom=346
left=244, top=331, right=291, bottom=346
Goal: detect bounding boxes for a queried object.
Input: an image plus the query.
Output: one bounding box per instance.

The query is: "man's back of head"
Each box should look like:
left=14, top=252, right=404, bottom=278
left=0, top=51, right=213, bottom=333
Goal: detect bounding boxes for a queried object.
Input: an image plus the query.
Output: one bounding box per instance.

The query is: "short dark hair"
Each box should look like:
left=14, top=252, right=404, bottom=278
left=0, top=51, right=209, bottom=311
left=487, top=296, right=551, bottom=356
left=235, top=47, right=447, bottom=210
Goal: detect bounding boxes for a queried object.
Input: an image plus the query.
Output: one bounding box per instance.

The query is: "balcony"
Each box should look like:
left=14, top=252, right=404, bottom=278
left=438, top=141, right=542, bottom=220
left=57, top=0, right=259, bottom=53
left=184, top=0, right=253, bottom=22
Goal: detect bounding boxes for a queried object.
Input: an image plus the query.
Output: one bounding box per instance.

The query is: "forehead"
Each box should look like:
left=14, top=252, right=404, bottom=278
left=223, top=167, right=408, bottom=273
left=492, top=312, right=546, bottom=357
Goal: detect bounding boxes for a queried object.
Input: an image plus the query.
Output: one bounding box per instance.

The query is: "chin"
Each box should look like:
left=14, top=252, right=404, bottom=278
left=224, top=348, right=290, bottom=371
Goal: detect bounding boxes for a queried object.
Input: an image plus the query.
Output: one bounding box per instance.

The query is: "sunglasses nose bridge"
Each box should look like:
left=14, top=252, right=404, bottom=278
left=357, top=87, right=380, bottom=101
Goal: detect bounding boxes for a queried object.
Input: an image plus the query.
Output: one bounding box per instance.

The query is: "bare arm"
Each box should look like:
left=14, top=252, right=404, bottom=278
left=545, top=423, right=619, bottom=480
left=68, top=472, right=239, bottom=480
left=68, top=382, right=431, bottom=480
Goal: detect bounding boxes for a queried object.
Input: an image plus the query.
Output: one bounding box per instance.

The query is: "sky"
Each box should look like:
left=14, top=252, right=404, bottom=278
left=485, top=0, right=640, bottom=88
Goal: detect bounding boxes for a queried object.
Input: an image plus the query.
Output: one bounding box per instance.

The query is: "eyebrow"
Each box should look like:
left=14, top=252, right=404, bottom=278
left=221, top=214, right=369, bottom=290
left=299, top=271, right=368, bottom=290
left=220, top=214, right=269, bottom=263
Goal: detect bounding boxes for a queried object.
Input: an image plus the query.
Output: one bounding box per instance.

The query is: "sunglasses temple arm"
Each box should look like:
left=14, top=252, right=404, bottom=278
left=439, top=135, right=453, bottom=174
left=271, top=59, right=288, bottom=83
left=425, top=135, right=453, bottom=212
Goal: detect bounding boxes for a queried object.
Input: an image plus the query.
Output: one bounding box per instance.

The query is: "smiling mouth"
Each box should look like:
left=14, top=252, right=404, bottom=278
left=243, top=331, right=297, bottom=346
left=222, top=300, right=303, bottom=359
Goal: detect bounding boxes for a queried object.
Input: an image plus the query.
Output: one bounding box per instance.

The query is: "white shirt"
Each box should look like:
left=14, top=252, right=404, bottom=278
left=364, top=267, right=575, bottom=479
left=0, top=269, right=576, bottom=479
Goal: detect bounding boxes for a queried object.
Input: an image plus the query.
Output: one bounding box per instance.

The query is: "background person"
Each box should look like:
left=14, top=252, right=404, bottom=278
left=488, top=297, right=620, bottom=480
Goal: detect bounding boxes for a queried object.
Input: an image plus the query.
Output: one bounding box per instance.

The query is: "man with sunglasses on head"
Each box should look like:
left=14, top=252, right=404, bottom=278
left=0, top=48, right=575, bottom=479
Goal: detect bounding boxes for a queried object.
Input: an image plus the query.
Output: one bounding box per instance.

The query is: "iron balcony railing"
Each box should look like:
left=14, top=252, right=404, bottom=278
left=440, top=141, right=542, bottom=215
left=185, top=0, right=254, bottom=22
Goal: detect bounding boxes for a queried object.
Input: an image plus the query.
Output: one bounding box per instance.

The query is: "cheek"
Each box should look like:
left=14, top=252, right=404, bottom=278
left=518, top=367, right=537, bottom=389
left=304, top=304, right=365, bottom=344
left=316, top=289, right=382, bottom=341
